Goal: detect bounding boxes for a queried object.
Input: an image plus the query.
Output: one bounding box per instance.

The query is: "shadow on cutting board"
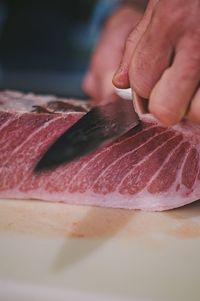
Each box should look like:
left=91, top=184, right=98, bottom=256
left=53, top=207, right=137, bottom=271
left=1, top=199, right=200, bottom=271
left=53, top=200, right=200, bottom=271
left=164, top=200, right=200, bottom=239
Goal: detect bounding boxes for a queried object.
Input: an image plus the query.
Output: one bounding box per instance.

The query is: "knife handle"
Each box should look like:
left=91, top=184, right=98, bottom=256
left=114, top=87, right=148, bottom=115
left=114, top=87, right=132, bottom=100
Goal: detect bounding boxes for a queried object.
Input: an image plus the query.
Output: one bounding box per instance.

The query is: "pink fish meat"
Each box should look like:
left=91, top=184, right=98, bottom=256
left=0, top=90, right=199, bottom=211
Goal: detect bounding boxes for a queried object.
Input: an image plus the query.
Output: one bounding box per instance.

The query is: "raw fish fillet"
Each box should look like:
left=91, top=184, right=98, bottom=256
left=0, top=90, right=199, bottom=211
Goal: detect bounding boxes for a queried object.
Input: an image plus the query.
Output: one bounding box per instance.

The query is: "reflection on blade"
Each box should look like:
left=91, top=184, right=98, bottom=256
left=35, top=99, right=140, bottom=171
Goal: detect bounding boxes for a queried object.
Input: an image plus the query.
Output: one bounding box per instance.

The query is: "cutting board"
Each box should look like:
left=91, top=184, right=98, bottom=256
left=0, top=198, right=200, bottom=301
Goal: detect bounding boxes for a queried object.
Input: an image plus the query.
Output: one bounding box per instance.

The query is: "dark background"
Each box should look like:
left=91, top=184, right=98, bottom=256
left=0, top=0, right=119, bottom=98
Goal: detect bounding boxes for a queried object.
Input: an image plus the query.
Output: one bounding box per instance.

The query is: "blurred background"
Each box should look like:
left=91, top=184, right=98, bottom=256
left=0, top=0, right=120, bottom=98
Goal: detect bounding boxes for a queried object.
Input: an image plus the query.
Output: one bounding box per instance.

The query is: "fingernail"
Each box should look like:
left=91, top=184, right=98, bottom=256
left=113, top=64, right=123, bottom=80
left=113, top=64, right=129, bottom=88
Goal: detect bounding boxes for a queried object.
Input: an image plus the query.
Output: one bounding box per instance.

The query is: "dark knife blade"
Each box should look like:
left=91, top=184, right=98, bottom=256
left=35, top=98, right=140, bottom=171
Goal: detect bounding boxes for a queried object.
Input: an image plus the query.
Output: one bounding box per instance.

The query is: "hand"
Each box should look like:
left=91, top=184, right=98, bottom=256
left=82, top=4, right=144, bottom=104
left=113, top=0, right=200, bottom=126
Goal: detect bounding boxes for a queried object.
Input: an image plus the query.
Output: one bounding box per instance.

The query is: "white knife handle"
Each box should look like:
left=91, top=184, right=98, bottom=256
left=114, top=87, right=148, bottom=114
left=114, top=87, right=132, bottom=100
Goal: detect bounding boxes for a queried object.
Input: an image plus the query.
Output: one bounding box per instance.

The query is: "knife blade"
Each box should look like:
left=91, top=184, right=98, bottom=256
left=35, top=97, right=140, bottom=172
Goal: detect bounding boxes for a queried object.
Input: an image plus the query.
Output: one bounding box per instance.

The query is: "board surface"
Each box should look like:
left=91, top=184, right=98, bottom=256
left=0, top=199, right=200, bottom=301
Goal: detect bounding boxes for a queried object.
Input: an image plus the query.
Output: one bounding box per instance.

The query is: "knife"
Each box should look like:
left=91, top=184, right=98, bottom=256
left=35, top=89, right=140, bottom=172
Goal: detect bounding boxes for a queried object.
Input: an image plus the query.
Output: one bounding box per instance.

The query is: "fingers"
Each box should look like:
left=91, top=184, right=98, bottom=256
left=83, top=69, right=119, bottom=104
left=113, top=0, right=158, bottom=89
left=129, top=29, right=173, bottom=98
left=149, top=42, right=200, bottom=126
left=82, top=72, right=100, bottom=101
left=82, top=40, right=117, bottom=104
left=126, top=0, right=173, bottom=98
left=113, top=15, right=149, bottom=89
left=100, top=71, right=120, bottom=104
left=83, top=5, right=144, bottom=104
left=114, top=0, right=200, bottom=126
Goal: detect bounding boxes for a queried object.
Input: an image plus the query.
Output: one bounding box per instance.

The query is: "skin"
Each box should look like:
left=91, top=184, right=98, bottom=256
left=84, top=0, right=200, bottom=126
left=82, top=3, right=144, bottom=104
left=113, top=0, right=200, bottom=126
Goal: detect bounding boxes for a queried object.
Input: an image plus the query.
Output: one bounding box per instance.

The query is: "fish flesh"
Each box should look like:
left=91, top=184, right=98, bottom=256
left=0, top=90, right=199, bottom=211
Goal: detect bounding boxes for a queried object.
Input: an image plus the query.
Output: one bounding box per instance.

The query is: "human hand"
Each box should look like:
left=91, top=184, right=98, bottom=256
left=113, top=0, right=200, bottom=126
left=82, top=4, right=144, bottom=104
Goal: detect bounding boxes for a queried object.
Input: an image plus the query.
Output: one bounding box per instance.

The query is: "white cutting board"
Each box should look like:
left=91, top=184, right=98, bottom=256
left=0, top=199, right=200, bottom=301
